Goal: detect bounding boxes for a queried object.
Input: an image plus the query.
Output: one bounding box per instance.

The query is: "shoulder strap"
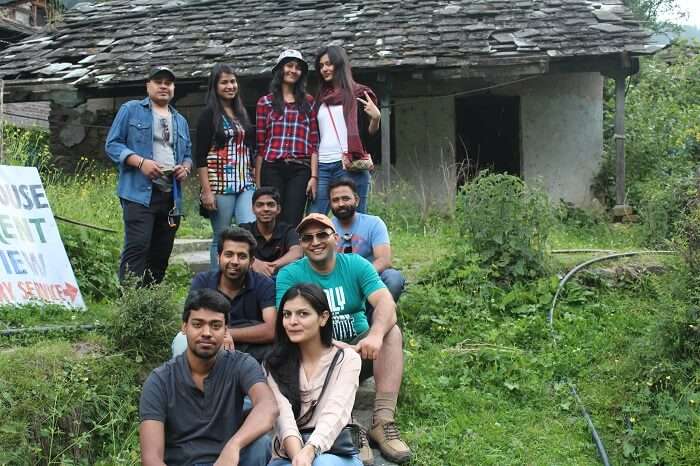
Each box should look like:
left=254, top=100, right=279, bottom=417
left=296, top=348, right=343, bottom=426
left=325, top=103, right=344, bottom=148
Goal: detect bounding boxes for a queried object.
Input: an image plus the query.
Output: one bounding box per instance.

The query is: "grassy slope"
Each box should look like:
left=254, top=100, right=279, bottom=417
left=1, top=191, right=697, bottom=464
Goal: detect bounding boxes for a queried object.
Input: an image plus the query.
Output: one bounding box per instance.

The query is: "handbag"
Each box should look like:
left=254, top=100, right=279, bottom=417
left=325, top=104, right=374, bottom=172
left=274, top=349, right=360, bottom=457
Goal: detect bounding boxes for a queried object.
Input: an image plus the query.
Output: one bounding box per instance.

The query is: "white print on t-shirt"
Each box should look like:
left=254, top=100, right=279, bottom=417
left=324, top=287, right=346, bottom=313
left=324, top=286, right=356, bottom=341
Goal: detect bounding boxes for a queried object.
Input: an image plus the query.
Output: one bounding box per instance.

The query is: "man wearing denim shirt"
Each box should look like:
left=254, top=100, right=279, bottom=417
left=105, top=66, right=193, bottom=286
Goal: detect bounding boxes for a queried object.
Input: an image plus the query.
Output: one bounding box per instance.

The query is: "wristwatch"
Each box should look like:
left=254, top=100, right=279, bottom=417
left=310, top=443, right=322, bottom=458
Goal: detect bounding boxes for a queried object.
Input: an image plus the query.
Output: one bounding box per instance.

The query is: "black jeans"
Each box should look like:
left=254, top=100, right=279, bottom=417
left=119, top=188, right=180, bottom=286
left=260, top=160, right=310, bottom=227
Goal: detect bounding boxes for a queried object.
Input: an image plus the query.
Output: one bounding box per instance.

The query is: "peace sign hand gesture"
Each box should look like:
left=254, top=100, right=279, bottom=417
left=357, top=91, right=380, bottom=121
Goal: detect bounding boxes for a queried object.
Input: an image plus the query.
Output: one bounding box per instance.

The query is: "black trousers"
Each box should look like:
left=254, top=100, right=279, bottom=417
left=260, top=160, right=310, bottom=227
left=119, top=188, right=180, bottom=286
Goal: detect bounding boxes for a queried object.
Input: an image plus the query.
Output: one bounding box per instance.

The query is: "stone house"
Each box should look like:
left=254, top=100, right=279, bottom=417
left=0, top=0, right=662, bottom=206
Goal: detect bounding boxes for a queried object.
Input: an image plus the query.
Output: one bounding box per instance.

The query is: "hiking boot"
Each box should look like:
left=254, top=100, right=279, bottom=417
left=358, top=425, right=374, bottom=465
left=368, top=420, right=411, bottom=464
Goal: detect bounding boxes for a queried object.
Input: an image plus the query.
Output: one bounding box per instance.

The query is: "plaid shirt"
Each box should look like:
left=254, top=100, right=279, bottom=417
left=256, top=93, right=319, bottom=161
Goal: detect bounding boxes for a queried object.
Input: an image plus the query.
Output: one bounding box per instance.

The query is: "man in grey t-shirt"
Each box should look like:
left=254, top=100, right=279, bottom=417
left=139, top=289, right=278, bottom=466
left=151, top=112, right=175, bottom=192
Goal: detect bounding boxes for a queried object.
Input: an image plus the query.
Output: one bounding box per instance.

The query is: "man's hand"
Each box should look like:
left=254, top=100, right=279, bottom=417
left=173, top=164, right=190, bottom=181
left=222, top=329, right=235, bottom=352
left=140, top=159, right=164, bottom=180
left=251, top=260, right=275, bottom=277
left=292, top=445, right=316, bottom=466
left=200, top=190, right=216, bottom=211
left=214, top=441, right=240, bottom=466
left=355, top=333, right=383, bottom=360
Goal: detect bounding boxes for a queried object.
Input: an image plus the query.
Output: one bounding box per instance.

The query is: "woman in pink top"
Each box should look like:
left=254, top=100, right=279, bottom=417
left=266, top=284, right=362, bottom=466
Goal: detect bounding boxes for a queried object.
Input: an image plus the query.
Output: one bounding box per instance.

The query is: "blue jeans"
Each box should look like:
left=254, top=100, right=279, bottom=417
left=311, top=161, right=371, bottom=215
left=193, top=432, right=271, bottom=466
left=209, top=190, right=255, bottom=269
left=381, top=268, right=406, bottom=303
left=269, top=453, right=362, bottom=466
left=365, top=268, right=405, bottom=324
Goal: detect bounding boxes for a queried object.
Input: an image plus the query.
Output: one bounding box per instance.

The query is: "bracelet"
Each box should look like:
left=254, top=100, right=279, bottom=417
left=310, top=175, right=318, bottom=179
left=137, top=157, right=145, bottom=169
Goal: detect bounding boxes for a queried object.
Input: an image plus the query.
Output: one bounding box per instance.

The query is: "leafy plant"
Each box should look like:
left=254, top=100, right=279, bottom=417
left=458, top=173, right=554, bottom=283
left=105, top=279, right=181, bottom=365
left=60, top=224, right=121, bottom=302
left=0, top=340, right=141, bottom=465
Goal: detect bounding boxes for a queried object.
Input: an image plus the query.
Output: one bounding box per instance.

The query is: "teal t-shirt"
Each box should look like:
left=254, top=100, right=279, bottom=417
left=276, top=253, right=386, bottom=342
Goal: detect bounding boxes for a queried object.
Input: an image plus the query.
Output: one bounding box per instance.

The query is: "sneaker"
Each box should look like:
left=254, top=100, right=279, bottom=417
left=358, top=425, right=374, bottom=465
left=368, top=420, right=412, bottom=464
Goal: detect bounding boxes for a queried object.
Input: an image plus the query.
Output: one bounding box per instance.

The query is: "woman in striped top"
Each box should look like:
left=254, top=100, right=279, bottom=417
left=196, top=64, right=256, bottom=269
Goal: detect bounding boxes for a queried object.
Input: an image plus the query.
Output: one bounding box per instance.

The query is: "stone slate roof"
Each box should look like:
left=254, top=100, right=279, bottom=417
left=0, top=0, right=661, bottom=88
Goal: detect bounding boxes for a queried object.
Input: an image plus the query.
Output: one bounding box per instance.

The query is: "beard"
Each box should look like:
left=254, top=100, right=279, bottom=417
left=332, top=204, right=356, bottom=220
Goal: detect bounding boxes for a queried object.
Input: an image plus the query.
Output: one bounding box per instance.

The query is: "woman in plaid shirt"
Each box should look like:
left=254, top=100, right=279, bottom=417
left=256, top=50, right=319, bottom=227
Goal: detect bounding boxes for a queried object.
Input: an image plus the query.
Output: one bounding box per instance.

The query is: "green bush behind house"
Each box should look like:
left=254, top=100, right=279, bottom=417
left=458, top=172, right=554, bottom=283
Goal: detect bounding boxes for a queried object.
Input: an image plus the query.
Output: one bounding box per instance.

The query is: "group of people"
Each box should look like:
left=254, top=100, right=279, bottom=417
left=105, top=46, right=410, bottom=466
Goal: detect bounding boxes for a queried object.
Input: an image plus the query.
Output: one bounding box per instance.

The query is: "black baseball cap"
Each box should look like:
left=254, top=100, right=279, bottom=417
left=147, top=66, right=176, bottom=81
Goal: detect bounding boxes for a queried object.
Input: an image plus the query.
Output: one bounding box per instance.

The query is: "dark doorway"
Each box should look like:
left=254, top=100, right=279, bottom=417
left=455, top=95, right=520, bottom=182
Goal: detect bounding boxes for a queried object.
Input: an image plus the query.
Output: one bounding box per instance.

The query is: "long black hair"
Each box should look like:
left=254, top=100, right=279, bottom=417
left=265, top=283, right=334, bottom=418
left=314, top=45, right=356, bottom=104
left=204, top=63, right=252, bottom=148
left=270, top=59, right=312, bottom=117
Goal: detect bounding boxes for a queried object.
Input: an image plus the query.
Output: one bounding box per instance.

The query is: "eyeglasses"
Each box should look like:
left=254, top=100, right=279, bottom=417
left=160, top=117, right=170, bottom=142
left=300, top=230, right=333, bottom=244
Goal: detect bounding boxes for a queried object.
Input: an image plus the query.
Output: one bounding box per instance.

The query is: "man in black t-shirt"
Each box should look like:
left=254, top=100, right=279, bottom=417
left=140, top=289, right=278, bottom=466
left=239, top=187, right=302, bottom=278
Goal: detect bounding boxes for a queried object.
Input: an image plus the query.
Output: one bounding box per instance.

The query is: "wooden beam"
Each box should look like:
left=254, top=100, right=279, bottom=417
left=614, top=74, right=626, bottom=207
left=379, top=76, right=392, bottom=190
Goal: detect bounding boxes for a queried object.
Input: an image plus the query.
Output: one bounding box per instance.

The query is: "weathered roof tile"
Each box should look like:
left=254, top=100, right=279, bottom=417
left=0, top=0, right=657, bottom=86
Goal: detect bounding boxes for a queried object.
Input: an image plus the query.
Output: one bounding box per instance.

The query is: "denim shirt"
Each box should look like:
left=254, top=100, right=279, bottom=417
left=105, top=97, right=192, bottom=207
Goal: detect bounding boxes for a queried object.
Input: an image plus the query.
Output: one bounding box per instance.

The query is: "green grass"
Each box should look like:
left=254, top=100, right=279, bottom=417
left=44, top=165, right=212, bottom=239
left=1, top=154, right=698, bottom=464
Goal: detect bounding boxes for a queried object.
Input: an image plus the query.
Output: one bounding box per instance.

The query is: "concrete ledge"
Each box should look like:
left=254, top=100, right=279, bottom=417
left=172, top=238, right=211, bottom=255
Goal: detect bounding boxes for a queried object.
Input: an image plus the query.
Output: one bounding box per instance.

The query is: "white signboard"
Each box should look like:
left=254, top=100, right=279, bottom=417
left=0, top=165, right=85, bottom=308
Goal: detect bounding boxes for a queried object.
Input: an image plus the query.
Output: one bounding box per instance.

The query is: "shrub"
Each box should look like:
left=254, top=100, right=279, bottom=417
left=595, top=45, right=700, bottom=207
left=105, top=279, right=181, bottom=365
left=60, top=224, right=121, bottom=302
left=0, top=340, right=140, bottom=465
left=458, top=173, right=554, bottom=283
left=637, top=174, right=698, bottom=247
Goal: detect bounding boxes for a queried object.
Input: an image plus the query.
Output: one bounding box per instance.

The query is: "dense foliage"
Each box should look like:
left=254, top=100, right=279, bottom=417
left=105, top=280, right=181, bottom=365
left=596, top=44, right=700, bottom=246
left=458, top=173, right=554, bottom=283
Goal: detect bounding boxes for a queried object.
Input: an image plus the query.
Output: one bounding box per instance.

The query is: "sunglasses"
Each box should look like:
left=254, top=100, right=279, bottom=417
left=300, top=230, right=333, bottom=244
left=341, top=233, right=353, bottom=253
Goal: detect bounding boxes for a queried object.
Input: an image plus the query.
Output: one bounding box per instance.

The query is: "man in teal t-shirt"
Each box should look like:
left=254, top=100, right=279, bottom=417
left=276, top=213, right=411, bottom=465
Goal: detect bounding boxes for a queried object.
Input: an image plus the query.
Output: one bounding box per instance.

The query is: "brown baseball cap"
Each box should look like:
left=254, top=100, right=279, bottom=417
left=296, top=213, right=335, bottom=233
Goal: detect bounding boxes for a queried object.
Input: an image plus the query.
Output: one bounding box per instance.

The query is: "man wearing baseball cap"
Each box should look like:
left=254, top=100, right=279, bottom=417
left=106, top=66, right=193, bottom=286
left=275, top=213, right=411, bottom=464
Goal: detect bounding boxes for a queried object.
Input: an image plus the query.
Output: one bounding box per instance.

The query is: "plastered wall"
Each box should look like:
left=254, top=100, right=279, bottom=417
left=392, top=72, right=604, bottom=207
left=497, top=72, right=604, bottom=206
left=393, top=95, right=457, bottom=207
